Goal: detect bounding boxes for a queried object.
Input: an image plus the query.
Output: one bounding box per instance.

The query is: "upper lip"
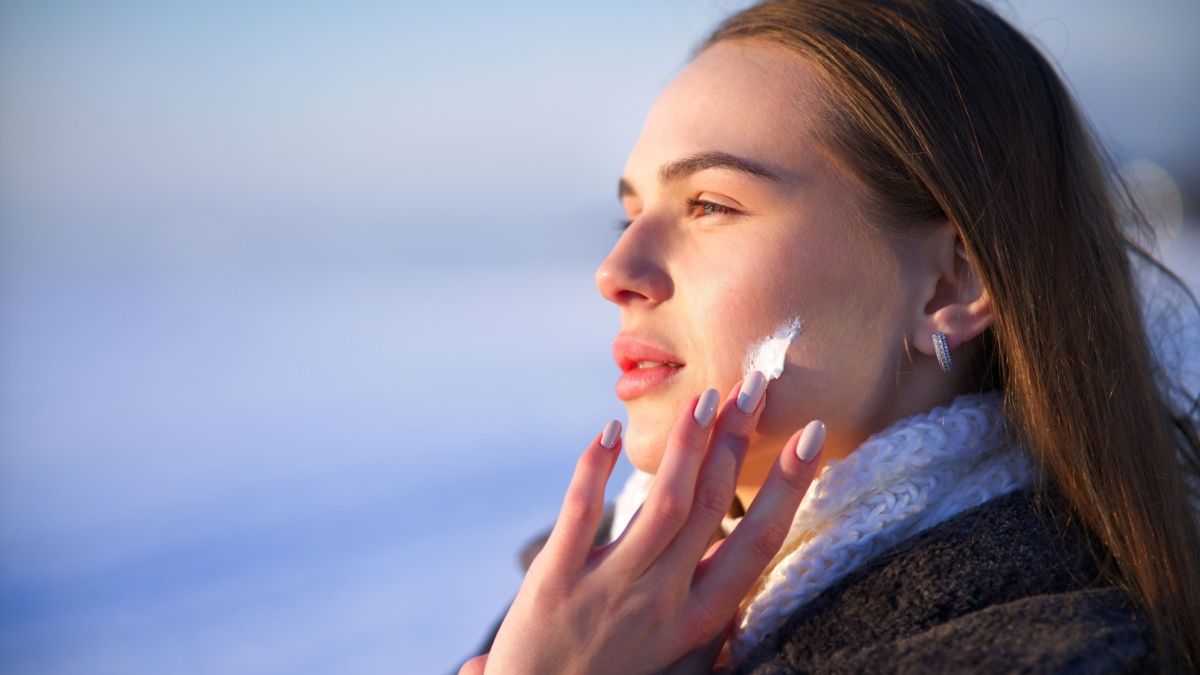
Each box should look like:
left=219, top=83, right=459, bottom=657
left=612, top=333, right=686, bottom=373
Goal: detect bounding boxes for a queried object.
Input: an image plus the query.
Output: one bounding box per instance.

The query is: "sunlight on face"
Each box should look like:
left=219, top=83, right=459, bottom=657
left=595, top=40, right=924, bottom=490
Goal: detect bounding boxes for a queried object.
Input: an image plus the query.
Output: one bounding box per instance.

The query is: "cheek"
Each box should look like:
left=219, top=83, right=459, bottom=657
left=756, top=250, right=911, bottom=438
left=622, top=266, right=777, bottom=474
left=692, top=267, right=790, bottom=382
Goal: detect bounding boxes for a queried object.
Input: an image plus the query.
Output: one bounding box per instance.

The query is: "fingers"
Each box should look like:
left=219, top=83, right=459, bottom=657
left=539, top=420, right=622, bottom=573
left=611, top=388, right=725, bottom=573
left=693, top=419, right=824, bottom=611
left=656, top=374, right=769, bottom=574
left=458, top=654, right=487, bottom=675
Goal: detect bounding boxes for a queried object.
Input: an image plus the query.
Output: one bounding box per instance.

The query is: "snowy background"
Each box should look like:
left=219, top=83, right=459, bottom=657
left=1, top=1, right=1197, bottom=673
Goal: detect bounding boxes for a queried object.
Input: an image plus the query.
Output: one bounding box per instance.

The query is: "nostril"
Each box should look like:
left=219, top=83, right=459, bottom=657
left=597, top=267, right=671, bottom=306
left=595, top=227, right=673, bottom=305
left=595, top=263, right=640, bottom=304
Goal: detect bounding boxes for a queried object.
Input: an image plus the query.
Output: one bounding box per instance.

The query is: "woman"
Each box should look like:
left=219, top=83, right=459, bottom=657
left=462, top=0, right=1200, bottom=672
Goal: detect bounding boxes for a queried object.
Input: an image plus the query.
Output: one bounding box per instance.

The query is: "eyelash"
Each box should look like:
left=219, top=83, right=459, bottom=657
left=614, top=198, right=738, bottom=231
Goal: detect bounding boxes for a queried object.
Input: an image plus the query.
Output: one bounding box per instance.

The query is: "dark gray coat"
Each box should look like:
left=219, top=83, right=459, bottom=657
left=733, top=486, right=1157, bottom=674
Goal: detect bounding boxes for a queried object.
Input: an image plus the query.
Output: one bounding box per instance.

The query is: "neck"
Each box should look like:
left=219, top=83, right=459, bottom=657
left=734, top=388, right=989, bottom=510
left=735, top=425, right=865, bottom=511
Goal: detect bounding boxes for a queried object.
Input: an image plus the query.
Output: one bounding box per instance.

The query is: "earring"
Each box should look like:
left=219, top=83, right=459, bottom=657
left=933, top=332, right=953, bottom=373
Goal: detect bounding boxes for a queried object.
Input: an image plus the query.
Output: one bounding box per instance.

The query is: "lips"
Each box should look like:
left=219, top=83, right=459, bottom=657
left=612, top=334, right=685, bottom=401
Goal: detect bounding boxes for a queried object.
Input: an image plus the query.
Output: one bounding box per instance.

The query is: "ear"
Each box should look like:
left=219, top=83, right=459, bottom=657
left=911, top=219, right=993, bottom=360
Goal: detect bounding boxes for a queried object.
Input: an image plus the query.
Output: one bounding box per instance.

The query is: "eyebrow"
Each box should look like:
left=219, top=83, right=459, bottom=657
left=618, top=151, right=784, bottom=200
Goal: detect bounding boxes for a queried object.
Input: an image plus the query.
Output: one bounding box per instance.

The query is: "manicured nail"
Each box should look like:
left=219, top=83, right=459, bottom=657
left=796, top=420, right=826, bottom=462
left=600, top=419, right=622, bottom=449
left=693, top=388, right=720, bottom=427
left=736, top=371, right=767, bottom=414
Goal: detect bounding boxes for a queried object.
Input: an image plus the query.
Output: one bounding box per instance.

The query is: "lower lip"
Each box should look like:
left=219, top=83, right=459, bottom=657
left=616, top=365, right=683, bottom=401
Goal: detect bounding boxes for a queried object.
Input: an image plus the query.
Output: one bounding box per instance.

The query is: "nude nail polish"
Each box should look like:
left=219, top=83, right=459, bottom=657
left=600, top=419, right=622, bottom=449
left=796, top=420, right=826, bottom=462
left=736, top=371, right=767, bottom=414
left=693, top=388, right=720, bottom=427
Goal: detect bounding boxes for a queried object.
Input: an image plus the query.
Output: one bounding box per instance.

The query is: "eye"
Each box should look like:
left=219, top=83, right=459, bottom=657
left=612, top=198, right=738, bottom=232
left=686, top=197, right=737, bottom=218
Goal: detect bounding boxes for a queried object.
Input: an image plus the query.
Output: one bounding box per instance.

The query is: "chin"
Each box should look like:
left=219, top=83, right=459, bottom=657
left=621, top=418, right=667, bottom=475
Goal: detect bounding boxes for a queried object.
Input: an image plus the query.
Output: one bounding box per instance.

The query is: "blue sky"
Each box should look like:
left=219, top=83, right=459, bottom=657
left=1, top=2, right=1197, bottom=673
left=3, top=0, right=1197, bottom=268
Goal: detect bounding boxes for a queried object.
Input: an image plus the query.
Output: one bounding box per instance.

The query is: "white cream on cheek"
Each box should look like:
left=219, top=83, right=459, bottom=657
left=743, top=315, right=803, bottom=382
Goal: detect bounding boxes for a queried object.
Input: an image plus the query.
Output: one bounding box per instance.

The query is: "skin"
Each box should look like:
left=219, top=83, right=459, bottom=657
left=463, top=39, right=993, bottom=674
left=597, top=39, right=992, bottom=508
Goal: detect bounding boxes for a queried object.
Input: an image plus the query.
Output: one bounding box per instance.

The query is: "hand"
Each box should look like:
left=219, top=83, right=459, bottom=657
left=463, top=374, right=826, bottom=675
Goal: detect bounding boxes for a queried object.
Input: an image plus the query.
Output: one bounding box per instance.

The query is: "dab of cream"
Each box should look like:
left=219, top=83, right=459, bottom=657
left=743, top=316, right=803, bottom=381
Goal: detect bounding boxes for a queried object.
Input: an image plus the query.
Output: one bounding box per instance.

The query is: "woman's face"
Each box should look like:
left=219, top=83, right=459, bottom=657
left=596, top=40, right=934, bottom=487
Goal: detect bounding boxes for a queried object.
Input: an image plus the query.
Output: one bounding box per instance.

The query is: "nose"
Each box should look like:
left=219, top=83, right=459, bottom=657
left=594, top=221, right=673, bottom=307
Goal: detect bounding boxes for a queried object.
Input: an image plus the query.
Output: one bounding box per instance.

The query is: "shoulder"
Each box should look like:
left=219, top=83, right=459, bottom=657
left=736, top=588, right=1152, bottom=674
left=734, top=487, right=1156, bottom=674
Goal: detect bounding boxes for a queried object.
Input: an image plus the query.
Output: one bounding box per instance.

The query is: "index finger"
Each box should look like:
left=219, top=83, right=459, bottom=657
left=538, top=420, right=623, bottom=574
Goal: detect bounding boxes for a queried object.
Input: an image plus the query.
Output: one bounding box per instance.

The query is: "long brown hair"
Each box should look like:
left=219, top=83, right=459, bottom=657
left=695, top=1, right=1200, bottom=670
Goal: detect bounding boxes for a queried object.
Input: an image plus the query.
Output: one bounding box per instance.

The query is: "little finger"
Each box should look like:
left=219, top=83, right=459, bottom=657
left=539, top=419, right=623, bottom=574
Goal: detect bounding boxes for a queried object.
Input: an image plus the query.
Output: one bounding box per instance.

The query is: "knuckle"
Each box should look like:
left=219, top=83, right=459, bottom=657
left=524, top=573, right=558, bottom=604
left=561, top=492, right=598, bottom=525
left=685, top=598, right=726, bottom=638
left=525, top=548, right=551, bottom=577
left=695, top=481, right=732, bottom=521
left=750, top=521, right=790, bottom=561
left=713, top=426, right=752, bottom=456
left=458, top=655, right=487, bottom=675
left=724, top=425, right=754, bottom=445
left=579, top=445, right=609, bottom=472
left=667, top=421, right=702, bottom=452
left=654, top=493, right=690, bottom=527
left=777, top=463, right=812, bottom=492
left=718, top=410, right=755, bottom=438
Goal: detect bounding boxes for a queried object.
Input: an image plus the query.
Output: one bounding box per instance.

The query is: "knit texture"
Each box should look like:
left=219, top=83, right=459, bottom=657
left=606, top=391, right=1037, bottom=663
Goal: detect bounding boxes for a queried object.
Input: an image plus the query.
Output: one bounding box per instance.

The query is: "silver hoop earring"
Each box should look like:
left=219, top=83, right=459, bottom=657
left=933, top=332, right=953, bottom=373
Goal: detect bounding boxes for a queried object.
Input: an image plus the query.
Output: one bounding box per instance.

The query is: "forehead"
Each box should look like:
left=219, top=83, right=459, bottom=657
left=625, top=39, right=827, bottom=183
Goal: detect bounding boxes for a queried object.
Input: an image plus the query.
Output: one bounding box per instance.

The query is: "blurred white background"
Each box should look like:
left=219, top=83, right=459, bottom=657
left=1, top=1, right=1197, bottom=673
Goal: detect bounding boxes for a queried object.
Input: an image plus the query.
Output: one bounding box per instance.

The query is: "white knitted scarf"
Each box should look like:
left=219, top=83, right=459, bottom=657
left=606, top=391, right=1037, bottom=664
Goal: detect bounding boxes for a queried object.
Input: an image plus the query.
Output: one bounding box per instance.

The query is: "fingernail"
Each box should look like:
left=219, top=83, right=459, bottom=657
left=736, top=371, right=767, bottom=414
left=693, top=388, right=720, bottom=427
left=796, top=420, right=826, bottom=462
left=600, top=419, right=622, bottom=449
